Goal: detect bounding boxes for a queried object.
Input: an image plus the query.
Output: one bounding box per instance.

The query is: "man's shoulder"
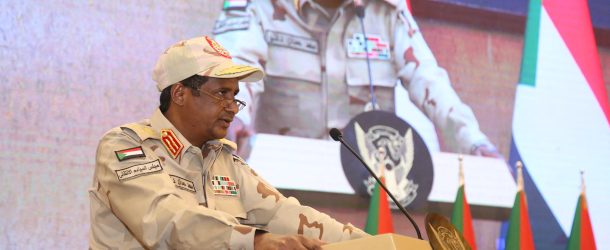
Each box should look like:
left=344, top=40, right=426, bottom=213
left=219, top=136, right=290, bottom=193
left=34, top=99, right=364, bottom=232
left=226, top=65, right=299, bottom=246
left=100, top=119, right=158, bottom=144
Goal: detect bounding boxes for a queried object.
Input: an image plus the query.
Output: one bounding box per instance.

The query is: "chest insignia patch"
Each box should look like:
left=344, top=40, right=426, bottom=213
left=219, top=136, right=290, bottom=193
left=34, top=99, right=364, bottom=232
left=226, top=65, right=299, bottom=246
left=212, top=175, right=239, bottom=196
left=115, top=146, right=146, bottom=162
left=161, top=129, right=184, bottom=159
left=346, top=33, right=390, bottom=60
left=170, top=175, right=196, bottom=193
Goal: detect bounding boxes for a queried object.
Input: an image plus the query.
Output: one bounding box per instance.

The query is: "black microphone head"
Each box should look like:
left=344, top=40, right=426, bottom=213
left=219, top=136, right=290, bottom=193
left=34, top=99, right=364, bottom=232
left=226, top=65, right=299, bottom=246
left=355, top=6, right=365, bottom=18
left=329, top=128, right=343, bottom=141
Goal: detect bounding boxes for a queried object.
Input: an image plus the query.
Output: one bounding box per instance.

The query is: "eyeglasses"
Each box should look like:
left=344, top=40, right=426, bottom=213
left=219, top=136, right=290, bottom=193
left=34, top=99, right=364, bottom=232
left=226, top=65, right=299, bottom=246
left=196, top=87, right=246, bottom=111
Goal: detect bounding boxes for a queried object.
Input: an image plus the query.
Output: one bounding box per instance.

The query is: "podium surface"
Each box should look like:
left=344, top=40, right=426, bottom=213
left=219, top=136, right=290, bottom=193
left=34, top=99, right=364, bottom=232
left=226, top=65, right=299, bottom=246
left=323, top=234, right=431, bottom=250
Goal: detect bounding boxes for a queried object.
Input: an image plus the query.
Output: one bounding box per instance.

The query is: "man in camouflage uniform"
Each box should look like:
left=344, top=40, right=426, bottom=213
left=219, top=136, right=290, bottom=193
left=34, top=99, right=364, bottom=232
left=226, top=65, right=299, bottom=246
left=214, top=0, right=499, bottom=157
left=89, top=36, right=367, bottom=249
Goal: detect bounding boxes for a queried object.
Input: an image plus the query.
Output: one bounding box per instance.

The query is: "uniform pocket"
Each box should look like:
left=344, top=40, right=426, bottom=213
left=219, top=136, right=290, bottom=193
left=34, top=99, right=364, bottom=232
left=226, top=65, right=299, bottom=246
left=265, top=30, right=321, bottom=84
left=346, top=58, right=397, bottom=87
left=215, top=195, right=247, bottom=219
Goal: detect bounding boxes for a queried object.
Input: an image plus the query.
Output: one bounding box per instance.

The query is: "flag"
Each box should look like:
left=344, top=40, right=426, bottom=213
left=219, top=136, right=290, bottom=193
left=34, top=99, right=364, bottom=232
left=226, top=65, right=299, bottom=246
left=505, top=162, right=535, bottom=250
left=364, top=176, right=394, bottom=234
left=114, top=146, right=145, bottom=161
left=223, top=0, right=248, bottom=10
left=509, top=0, right=609, bottom=248
left=567, top=173, right=597, bottom=250
left=451, top=156, right=476, bottom=249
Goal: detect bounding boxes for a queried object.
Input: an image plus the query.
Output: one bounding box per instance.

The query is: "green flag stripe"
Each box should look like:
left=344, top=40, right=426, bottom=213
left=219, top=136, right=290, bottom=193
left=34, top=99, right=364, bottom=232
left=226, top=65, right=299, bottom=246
left=365, top=182, right=381, bottom=234
left=519, top=0, right=542, bottom=86
left=451, top=186, right=465, bottom=233
left=506, top=192, right=522, bottom=250
left=567, top=196, right=583, bottom=250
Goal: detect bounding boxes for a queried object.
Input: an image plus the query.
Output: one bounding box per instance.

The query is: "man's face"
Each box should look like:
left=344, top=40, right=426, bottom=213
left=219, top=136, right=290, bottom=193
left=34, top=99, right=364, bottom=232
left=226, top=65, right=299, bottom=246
left=183, top=77, right=240, bottom=144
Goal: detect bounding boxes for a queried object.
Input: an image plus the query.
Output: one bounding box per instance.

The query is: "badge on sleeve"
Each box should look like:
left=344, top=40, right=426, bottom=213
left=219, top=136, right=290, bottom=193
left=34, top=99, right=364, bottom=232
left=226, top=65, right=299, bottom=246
left=223, top=0, right=249, bottom=11
left=115, top=146, right=146, bottom=161
left=212, top=175, right=240, bottom=196
left=161, top=129, right=183, bottom=159
left=346, top=33, right=391, bottom=60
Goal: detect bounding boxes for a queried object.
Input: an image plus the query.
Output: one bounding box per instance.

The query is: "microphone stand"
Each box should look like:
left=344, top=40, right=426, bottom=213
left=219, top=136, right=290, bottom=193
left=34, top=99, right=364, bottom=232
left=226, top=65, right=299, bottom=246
left=330, top=128, right=423, bottom=239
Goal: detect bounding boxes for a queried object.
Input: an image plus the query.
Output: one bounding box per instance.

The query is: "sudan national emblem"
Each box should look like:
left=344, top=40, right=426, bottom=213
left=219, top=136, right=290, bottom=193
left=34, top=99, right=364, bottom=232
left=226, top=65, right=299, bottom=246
left=340, top=111, right=433, bottom=209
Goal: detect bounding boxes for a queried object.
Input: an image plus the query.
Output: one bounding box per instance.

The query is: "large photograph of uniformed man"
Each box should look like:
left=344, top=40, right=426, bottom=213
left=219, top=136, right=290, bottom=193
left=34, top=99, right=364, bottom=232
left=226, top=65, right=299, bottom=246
left=213, top=0, right=503, bottom=213
left=214, top=0, right=501, bottom=159
left=211, top=0, right=610, bottom=249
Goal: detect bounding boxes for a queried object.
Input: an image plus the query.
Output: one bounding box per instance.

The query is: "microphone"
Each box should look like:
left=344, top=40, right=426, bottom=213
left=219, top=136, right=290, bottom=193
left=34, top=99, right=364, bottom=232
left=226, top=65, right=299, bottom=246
left=329, top=128, right=423, bottom=239
left=354, top=0, right=365, bottom=18
left=352, top=0, right=378, bottom=110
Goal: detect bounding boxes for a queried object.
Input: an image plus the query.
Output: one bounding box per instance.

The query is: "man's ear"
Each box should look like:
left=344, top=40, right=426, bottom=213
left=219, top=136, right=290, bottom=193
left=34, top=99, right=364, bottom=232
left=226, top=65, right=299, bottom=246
left=171, top=83, right=187, bottom=106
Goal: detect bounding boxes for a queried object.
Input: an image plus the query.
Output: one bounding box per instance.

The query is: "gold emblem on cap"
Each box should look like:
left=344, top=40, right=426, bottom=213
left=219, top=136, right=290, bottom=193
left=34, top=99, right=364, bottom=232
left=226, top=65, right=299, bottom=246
left=205, top=36, right=231, bottom=59
left=215, top=66, right=256, bottom=77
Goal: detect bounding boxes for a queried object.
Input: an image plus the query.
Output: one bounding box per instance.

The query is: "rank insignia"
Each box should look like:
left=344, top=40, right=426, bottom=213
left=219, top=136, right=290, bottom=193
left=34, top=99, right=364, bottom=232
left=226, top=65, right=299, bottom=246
left=346, top=33, right=390, bottom=60
left=161, top=129, right=184, bottom=159
left=212, top=175, right=239, bottom=196
left=115, top=146, right=146, bottom=162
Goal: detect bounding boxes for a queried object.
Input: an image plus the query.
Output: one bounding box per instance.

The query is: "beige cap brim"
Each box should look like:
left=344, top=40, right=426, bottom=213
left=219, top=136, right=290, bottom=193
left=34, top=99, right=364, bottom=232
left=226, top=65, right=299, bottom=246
left=199, top=62, right=264, bottom=82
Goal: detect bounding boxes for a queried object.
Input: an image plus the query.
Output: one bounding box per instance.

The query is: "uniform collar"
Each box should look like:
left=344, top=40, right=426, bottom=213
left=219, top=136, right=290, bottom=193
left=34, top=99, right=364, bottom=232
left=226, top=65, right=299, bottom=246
left=150, top=109, right=194, bottom=158
left=296, top=0, right=355, bottom=9
left=297, top=0, right=352, bottom=14
left=149, top=109, right=237, bottom=155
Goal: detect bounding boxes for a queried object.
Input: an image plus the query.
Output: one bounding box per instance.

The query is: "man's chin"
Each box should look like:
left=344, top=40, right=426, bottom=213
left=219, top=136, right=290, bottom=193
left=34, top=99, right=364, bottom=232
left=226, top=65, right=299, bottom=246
left=212, top=128, right=229, bottom=140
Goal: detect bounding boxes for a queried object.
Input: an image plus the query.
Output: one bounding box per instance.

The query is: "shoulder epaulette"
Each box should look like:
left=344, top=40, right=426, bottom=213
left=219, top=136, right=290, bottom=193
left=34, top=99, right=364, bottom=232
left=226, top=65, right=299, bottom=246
left=120, top=123, right=160, bottom=142
left=232, top=154, right=248, bottom=165
left=219, top=138, right=238, bottom=152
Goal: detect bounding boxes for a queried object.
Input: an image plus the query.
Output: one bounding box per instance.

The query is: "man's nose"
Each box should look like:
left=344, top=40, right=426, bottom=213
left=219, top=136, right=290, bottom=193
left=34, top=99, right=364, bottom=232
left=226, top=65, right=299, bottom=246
left=224, top=101, right=239, bottom=113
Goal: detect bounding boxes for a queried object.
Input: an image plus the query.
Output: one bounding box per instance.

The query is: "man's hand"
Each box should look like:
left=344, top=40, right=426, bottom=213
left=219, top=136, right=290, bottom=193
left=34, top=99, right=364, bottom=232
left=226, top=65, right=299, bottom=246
left=254, top=232, right=325, bottom=250
left=472, top=144, right=503, bottom=158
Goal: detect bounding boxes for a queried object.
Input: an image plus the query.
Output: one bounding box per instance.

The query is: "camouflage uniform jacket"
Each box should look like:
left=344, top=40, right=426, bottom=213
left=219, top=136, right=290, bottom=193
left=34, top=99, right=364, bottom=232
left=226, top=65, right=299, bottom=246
left=89, top=109, right=367, bottom=249
left=214, top=0, right=492, bottom=153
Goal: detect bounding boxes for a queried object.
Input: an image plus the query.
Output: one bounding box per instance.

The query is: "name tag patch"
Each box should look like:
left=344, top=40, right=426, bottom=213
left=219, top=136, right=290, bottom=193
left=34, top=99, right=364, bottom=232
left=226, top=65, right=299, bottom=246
left=115, top=160, right=163, bottom=181
left=346, top=33, right=390, bottom=60
left=265, top=30, right=319, bottom=54
left=212, top=175, right=239, bottom=196
left=214, top=16, right=250, bottom=35
left=170, top=175, right=196, bottom=193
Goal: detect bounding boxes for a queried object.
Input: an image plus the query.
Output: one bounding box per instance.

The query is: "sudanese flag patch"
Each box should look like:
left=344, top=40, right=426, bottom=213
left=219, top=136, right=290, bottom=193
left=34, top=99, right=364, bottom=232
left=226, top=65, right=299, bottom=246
left=115, top=146, right=146, bottom=161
